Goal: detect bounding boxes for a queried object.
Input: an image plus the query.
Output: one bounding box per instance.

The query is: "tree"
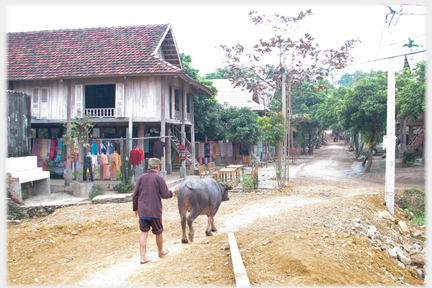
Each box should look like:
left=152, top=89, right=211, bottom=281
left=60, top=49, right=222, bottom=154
left=221, top=106, right=261, bottom=163
left=257, top=111, right=285, bottom=148
left=193, top=96, right=225, bottom=141
left=180, top=53, right=226, bottom=142
left=220, top=9, right=360, bottom=185
left=180, top=53, right=218, bottom=93
left=291, top=80, right=327, bottom=148
left=60, top=115, right=95, bottom=160
left=396, top=60, right=426, bottom=121
left=337, top=70, right=377, bottom=87
left=204, top=67, right=231, bottom=79
left=340, top=71, right=388, bottom=172
left=315, top=88, right=345, bottom=140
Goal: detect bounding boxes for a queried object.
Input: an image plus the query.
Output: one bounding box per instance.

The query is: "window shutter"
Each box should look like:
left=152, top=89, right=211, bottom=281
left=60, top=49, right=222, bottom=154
left=40, top=88, right=49, bottom=119
left=116, top=83, right=124, bottom=117
left=75, top=85, right=83, bottom=117
left=32, top=88, right=39, bottom=118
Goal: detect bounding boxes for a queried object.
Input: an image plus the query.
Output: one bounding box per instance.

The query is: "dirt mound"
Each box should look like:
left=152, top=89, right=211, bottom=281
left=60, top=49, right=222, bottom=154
left=7, top=179, right=426, bottom=286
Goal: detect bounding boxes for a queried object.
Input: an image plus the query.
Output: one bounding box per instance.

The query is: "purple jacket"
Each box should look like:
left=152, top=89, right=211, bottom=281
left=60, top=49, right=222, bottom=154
left=132, top=170, right=173, bottom=218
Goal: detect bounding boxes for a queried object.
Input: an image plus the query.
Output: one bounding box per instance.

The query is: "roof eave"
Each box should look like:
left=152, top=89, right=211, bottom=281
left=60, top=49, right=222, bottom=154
left=177, top=71, right=215, bottom=97
left=8, top=72, right=181, bottom=81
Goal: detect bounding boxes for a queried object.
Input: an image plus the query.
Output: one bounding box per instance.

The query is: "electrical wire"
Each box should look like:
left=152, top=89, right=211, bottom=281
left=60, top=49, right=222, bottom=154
left=347, top=49, right=426, bottom=67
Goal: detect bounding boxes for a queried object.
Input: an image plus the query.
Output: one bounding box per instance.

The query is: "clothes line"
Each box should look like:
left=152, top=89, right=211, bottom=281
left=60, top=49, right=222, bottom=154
left=89, top=136, right=172, bottom=141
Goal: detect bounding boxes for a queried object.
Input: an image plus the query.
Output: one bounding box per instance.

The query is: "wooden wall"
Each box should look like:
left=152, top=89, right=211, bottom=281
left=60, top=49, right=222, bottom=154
left=11, top=75, right=196, bottom=123
left=7, top=91, right=31, bottom=157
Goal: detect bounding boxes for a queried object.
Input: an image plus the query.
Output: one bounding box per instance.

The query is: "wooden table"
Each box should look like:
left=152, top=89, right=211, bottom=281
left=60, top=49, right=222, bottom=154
left=217, top=168, right=237, bottom=186
left=227, top=164, right=244, bottom=174
left=227, top=165, right=244, bottom=184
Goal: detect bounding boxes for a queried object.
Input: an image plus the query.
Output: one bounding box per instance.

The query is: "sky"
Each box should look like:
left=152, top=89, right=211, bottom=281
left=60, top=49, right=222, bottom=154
left=4, top=2, right=428, bottom=82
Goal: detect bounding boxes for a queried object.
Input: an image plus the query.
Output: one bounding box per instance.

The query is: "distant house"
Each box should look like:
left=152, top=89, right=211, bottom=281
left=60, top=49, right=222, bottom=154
left=401, top=48, right=425, bottom=157
left=209, top=79, right=274, bottom=161
left=210, top=79, right=269, bottom=116
left=7, top=24, right=214, bottom=177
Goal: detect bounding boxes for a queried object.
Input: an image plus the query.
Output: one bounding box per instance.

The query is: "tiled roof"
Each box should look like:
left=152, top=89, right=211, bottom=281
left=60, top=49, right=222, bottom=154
left=210, top=79, right=270, bottom=112
left=7, top=24, right=182, bottom=80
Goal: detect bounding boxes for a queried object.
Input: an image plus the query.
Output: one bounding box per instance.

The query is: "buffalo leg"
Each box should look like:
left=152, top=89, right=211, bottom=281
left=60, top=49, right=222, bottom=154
left=205, top=216, right=214, bottom=236
left=205, top=209, right=219, bottom=236
left=180, top=212, right=188, bottom=243
left=187, top=210, right=200, bottom=242
left=210, top=218, right=217, bottom=232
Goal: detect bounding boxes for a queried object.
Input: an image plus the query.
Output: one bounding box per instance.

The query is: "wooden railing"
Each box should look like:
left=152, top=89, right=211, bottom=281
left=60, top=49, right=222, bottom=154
left=85, top=108, right=115, bottom=118
left=174, top=111, right=181, bottom=120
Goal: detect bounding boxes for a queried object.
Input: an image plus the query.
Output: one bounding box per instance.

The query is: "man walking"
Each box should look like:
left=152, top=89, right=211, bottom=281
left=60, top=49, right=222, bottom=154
left=133, top=158, right=179, bottom=264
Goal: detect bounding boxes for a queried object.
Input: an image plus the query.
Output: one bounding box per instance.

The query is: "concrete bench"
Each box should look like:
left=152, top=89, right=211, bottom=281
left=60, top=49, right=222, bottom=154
left=6, top=156, right=51, bottom=203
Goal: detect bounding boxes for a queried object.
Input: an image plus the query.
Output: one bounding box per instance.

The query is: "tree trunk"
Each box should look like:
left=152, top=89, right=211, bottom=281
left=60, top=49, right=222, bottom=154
left=276, top=142, right=283, bottom=184
left=356, top=142, right=364, bottom=159
left=364, top=148, right=374, bottom=173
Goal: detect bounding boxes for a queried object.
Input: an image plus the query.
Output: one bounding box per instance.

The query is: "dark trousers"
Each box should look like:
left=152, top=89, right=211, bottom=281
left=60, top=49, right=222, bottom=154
left=83, top=156, right=94, bottom=181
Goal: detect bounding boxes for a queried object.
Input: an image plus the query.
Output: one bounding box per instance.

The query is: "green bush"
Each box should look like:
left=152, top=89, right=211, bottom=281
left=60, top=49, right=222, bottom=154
left=89, top=184, right=104, bottom=199
left=241, top=173, right=258, bottom=189
left=402, top=151, right=417, bottom=163
left=114, top=182, right=135, bottom=193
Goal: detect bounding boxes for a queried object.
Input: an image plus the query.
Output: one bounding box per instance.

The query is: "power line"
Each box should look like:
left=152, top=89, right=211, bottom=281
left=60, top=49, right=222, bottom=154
left=347, top=49, right=426, bottom=67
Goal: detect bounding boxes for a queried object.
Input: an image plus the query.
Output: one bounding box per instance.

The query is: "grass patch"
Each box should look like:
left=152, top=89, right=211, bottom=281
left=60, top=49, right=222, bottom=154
left=114, top=182, right=135, bottom=193
left=397, top=187, right=425, bottom=226
left=89, top=184, right=104, bottom=199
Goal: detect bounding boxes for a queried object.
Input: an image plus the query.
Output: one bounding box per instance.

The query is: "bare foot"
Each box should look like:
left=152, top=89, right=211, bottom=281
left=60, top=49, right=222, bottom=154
left=158, top=248, right=169, bottom=258
left=140, top=258, right=151, bottom=264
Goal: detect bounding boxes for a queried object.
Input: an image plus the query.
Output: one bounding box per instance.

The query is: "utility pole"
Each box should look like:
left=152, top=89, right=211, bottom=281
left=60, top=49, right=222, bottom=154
left=64, top=80, right=72, bottom=186
left=287, top=72, right=292, bottom=182
left=385, top=6, right=397, bottom=214
left=385, top=70, right=396, bottom=215
left=281, top=45, right=287, bottom=186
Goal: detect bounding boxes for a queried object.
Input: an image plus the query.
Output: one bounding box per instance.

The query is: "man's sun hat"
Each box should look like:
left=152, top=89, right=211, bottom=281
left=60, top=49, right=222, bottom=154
left=148, top=158, right=162, bottom=169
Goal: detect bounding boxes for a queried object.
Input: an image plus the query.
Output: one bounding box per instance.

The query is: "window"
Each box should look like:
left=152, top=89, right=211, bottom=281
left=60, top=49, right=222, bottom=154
left=51, top=128, right=62, bottom=138
left=169, top=86, right=172, bottom=118
left=186, top=93, right=191, bottom=113
left=92, top=128, right=100, bottom=138
left=32, top=87, right=49, bottom=119
left=175, top=89, right=180, bottom=111
left=85, top=84, right=115, bottom=109
left=102, top=127, right=116, bottom=138
left=38, top=128, right=49, bottom=139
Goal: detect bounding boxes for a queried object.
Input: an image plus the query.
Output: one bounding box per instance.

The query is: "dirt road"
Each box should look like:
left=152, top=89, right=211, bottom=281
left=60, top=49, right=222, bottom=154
left=7, top=142, right=426, bottom=286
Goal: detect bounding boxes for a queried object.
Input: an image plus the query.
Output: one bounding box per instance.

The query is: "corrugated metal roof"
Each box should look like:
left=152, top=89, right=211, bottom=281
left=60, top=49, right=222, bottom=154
left=210, top=79, right=270, bottom=113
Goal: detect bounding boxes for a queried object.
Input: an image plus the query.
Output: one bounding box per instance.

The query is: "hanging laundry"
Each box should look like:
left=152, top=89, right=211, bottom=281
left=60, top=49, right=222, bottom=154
left=154, top=140, right=166, bottom=158
left=31, top=138, right=38, bottom=156
left=100, top=141, right=107, bottom=154
left=100, top=153, right=108, bottom=165
left=110, top=152, right=121, bottom=172
left=139, top=148, right=144, bottom=162
left=107, top=141, right=114, bottom=154
left=40, top=139, right=47, bottom=159
left=227, top=142, right=233, bottom=157
left=129, top=148, right=142, bottom=165
left=215, top=142, right=221, bottom=158
left=91, top=142, right=98, bottom=155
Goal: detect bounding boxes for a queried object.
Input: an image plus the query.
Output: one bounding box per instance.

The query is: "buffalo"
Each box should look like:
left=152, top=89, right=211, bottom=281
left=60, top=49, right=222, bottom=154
left=177, top=178, right=230, bottom=243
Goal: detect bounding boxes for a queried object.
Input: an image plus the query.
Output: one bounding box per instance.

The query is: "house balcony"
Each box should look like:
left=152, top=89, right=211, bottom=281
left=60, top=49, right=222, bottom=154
left=173, top=111, right=192, bottom=121
left=85, top=108, right=115, bottom=118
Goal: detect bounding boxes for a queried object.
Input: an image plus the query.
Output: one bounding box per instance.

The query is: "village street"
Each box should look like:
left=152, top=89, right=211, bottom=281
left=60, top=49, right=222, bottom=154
left=7, top=141, right=426, bottom=286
